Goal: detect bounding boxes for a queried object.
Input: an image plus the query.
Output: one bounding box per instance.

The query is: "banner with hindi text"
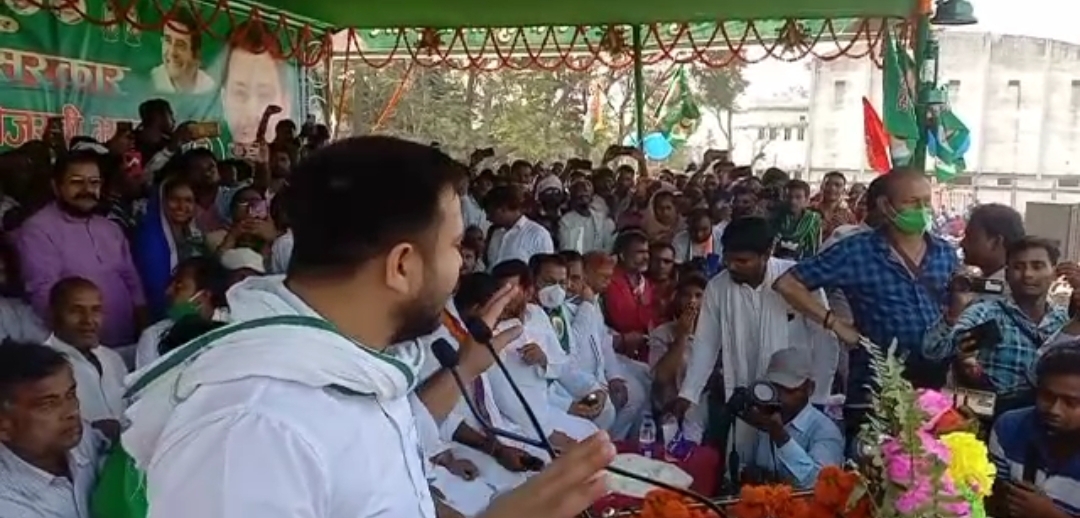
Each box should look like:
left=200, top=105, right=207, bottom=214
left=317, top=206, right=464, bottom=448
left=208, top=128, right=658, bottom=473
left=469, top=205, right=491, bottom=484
left=0, top=0, right=305, bottom=156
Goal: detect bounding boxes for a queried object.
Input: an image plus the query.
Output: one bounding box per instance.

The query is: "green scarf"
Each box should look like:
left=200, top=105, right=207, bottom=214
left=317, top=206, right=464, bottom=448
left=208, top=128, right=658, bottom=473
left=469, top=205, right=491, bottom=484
left=776, top=210, right=822, bottom=259
left=547, top=306, right=571, bottom=354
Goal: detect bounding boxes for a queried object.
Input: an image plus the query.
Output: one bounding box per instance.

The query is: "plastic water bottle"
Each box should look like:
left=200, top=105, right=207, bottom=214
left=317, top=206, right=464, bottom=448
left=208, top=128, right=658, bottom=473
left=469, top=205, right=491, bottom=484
left=639, top=413, right=656, bottom=458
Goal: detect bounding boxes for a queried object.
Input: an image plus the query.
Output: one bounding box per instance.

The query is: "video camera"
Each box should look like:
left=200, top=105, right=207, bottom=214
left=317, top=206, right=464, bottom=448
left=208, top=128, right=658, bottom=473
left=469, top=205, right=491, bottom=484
left=949, top=266, right=1006, bottom=295
left=726, top=381, right=782, bottom=418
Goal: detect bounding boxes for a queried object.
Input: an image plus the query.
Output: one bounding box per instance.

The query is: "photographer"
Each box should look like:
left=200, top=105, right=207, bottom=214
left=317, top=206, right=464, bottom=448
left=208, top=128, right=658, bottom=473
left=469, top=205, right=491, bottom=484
left=923, top=237, right=1068, bottom=412
left=736, top=348, right=843, bottom=489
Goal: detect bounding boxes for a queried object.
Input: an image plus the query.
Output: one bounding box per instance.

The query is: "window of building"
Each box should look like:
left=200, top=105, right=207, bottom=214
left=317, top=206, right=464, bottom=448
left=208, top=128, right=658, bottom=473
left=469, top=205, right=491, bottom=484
left=947, top=80, right=961, bottom=105
left=952, top=175, right=973, bottom=186
left=768, top=127, right=779, bottom=140
left=783, top=127, right=792, bottom=140
left=1007, top=80, right=1021, bottom=109
left=757, top=127, right=767, bottom=139
left=797, top=127, right=806, bottom=141
left=833, top=80, right=848, bottom=108
left=1059, top=177, right=1080, bottom=188
left=996, top=177, right=1014, bottom=187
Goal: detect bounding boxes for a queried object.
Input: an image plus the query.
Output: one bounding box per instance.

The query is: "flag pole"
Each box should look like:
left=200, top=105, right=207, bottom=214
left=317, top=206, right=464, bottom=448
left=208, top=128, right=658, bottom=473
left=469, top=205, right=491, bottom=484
left=631, top=25, right=646, bottom=151
left=912, top=3, right=937, bottom=171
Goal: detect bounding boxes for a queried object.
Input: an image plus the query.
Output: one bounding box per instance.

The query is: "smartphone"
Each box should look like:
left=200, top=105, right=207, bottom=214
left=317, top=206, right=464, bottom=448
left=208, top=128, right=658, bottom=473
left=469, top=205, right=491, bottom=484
left=583, top=392, right=601, bottom=406
left=189, top=121, right=220, bottom=140
left=961, top=320, right=1003, bottom=352
left=247, top=199, right=269, bottom=220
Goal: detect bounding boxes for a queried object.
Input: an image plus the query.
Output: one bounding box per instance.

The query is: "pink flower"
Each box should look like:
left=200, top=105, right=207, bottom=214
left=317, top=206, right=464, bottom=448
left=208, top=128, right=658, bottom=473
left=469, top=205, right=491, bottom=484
left=896, top=479, right=933, bottom=513
left=917, top=431, right=952, bottom=462
left=917, top=390, right=953, bottom=422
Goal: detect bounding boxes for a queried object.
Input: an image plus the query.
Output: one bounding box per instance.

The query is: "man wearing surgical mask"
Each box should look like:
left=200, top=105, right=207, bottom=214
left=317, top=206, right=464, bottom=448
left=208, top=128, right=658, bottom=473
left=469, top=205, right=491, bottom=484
left=530, top=254, right=618, bottom=432
left=135, top=256, right=228, bottom=368
left=774, top=168, right=958, bottom=433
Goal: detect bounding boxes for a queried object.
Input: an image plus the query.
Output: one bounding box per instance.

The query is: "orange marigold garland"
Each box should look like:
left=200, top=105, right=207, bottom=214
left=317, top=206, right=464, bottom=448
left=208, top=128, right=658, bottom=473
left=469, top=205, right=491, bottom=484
left=639, top=490, right=716, bottom=518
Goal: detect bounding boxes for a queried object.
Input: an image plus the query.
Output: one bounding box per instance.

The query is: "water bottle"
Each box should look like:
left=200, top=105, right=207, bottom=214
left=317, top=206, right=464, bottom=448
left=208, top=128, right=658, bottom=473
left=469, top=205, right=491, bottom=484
left=638, top=412, right=656, bottom=458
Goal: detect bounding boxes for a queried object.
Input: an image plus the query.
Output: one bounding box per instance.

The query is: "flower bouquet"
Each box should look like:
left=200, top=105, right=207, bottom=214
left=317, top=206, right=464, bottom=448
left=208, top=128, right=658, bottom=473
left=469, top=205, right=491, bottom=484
left=636, top=339, right=996, bottom=518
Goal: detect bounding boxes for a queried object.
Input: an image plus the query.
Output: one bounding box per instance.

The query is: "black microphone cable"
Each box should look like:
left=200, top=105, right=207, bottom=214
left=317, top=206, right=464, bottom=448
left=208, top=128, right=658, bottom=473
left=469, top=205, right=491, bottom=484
left=436, top=327, right=727, bottom=517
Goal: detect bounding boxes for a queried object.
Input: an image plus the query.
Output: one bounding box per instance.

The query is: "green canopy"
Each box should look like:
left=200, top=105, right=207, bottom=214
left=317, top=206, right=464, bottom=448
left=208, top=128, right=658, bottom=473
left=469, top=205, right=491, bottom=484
left=246, top=0, right=914, bottom=29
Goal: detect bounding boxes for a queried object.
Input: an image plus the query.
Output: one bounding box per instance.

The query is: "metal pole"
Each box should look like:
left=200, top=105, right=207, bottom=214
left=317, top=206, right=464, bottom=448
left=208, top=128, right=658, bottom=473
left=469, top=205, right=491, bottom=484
left=912, top=12, right=937, bottom=171
left=631, top=25, right=646, bottom=150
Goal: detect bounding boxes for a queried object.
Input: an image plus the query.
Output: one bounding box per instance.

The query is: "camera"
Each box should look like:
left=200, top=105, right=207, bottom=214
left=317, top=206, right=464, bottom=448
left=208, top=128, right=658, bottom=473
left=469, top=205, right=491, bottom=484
left=950, top=275, right=1005, bottom=295
left=726, top=381, right=781, bottom=417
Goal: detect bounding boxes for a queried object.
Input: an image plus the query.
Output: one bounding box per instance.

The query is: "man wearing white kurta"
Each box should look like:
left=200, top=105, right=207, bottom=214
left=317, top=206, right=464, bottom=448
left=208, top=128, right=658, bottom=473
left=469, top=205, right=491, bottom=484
left=671, top=218, right=838, bottom=459
left=118, top=138, right=616, bottom=518
left=558, top=180, right=615, bottom=254
left=44, top=277, right=128, bottom=424
left=485, top=185, right=554, bottom=268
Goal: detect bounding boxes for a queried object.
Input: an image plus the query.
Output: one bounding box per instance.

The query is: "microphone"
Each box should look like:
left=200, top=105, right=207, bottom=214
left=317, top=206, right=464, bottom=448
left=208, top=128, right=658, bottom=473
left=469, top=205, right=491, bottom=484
left=446, top=320, right=726, bottom=517
left=431, top=338, right=549, bottom=449
left=463, top=315, right=556, bottom=456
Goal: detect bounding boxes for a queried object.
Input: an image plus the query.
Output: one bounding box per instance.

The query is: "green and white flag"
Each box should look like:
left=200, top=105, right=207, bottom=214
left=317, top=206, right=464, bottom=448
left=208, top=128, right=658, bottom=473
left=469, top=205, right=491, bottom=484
left=929, top=103, right=971, bottom=181
left=882, top=29, right=919, bottom=167
left=653, top=66, right=701, bottom=147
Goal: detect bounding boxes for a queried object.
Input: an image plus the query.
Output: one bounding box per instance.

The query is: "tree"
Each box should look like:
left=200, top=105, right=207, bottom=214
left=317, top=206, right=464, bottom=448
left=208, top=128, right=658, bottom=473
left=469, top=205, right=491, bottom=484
left=688, top=57, right=748, bottom=151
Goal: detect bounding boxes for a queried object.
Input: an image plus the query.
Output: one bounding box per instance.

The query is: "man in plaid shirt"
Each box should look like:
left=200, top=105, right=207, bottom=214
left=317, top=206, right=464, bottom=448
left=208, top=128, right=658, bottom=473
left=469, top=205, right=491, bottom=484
left=773, top=169, right=958, bottom=407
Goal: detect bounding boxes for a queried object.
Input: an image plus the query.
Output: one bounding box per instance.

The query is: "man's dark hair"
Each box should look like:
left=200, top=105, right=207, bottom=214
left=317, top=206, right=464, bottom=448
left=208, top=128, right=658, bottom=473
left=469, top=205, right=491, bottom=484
left=649, top=241, right=675, bottom=257
left=675, top=273, right=708, bottom=293
left=864, top=175, right=888, bottom=206
left=48, top=276, right=98, bottom=316
left=686, top=207, right=711, bottom=226
left=491, top=259, right=533, bottom=289
left=167, top=8, right=203, bottom=55
left=968, top=204, right=1025, bottom=249
left=784, top=179, right=811, bottom=197
left=823, top=171, right=846, bottom=184
left=138, top=98, right=171, bottom=124
left=174, top=256, right=229, bottom=309
left=481, top=184, right=525, bottom=213
left=51, top=149, right=103, bottom=182
left=454, top=272, right=500, bottom=314
left=720, top=216, right=775, bottom=255
left=0, top=340, right=70, bottom=408
left=1036, top=342, right=1080, bottom=383
left=285, top=136, right=467, bottom=278
left=558, top=250, right=583, bottom=267
left=613, top=230, right=649, bottom=256
left=1005, top=236, right=1061, bottom=265
left=761, top=167, right=788, bottom=186
left=529, top=253, right=566, bottom=279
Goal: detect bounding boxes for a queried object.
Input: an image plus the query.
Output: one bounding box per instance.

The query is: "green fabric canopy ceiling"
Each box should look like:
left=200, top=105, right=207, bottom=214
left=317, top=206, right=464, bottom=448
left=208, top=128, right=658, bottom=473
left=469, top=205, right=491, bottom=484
left=246, top=0, right=916, bottom=29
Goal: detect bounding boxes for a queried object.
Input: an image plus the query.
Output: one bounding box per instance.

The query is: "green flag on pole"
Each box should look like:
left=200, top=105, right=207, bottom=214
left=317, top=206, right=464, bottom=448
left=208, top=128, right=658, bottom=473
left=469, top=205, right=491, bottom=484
left=882, top=29, right=919, bottom=168
left=654, top=66, right=701, bottom=147
left=929, top=103, right=971, bottom=182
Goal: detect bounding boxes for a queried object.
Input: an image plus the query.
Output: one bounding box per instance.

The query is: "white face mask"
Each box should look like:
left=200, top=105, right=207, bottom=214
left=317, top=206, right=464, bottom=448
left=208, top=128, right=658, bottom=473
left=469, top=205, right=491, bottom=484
left=537, top=284, right=567, bottom=309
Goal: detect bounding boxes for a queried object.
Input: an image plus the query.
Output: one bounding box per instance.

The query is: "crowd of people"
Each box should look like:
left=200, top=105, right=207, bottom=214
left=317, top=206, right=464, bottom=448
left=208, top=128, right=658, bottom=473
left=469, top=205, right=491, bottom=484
left=0, top=99, right=1079, bottom=518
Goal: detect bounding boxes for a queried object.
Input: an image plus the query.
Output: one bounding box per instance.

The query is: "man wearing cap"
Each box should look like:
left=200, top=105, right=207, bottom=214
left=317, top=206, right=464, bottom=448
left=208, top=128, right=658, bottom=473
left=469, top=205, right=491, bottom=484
left=739, top=347, right=844, bottom=489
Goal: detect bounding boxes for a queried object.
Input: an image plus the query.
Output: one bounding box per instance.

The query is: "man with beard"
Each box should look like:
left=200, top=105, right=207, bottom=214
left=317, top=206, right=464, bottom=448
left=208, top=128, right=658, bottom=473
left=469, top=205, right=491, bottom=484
left=729, top=185, right=760, bottom=220
left=558, top=179, right=615, bottom=254
left=16, top=151, right=146, bottom=347
left=988, top=342, right=1080, bottom=518
left=120, top=137, right=616, bottom=518
left=670, top=217, right=836, bottom=457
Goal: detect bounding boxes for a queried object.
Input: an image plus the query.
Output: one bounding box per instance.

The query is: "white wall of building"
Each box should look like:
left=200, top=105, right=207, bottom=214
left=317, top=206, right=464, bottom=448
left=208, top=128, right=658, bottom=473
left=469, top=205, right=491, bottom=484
left=728, top=103, right=809, bottom=174
left=804, top=31, right=1080, bottom=204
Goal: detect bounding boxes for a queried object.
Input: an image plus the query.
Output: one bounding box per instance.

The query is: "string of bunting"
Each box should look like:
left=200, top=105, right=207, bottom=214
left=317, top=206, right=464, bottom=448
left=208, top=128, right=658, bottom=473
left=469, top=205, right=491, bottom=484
left=18, top=0, right=907, bottom=70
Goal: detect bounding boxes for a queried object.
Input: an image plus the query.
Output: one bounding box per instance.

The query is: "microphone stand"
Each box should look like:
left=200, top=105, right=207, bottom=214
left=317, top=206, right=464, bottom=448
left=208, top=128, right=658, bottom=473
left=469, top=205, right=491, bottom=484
left=455, top=319, right=727, bottom=518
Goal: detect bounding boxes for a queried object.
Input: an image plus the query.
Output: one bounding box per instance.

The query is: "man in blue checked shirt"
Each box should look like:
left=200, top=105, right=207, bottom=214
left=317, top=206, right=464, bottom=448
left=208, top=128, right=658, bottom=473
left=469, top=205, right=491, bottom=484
left=923, top=237, right=1068, bottom=411
left=773, top=168, right=958, bottom=405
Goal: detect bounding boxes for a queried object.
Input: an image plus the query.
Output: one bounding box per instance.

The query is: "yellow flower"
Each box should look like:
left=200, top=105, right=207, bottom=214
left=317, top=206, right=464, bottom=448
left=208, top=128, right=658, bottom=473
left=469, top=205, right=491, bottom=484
left=940, top=432, right=996, bottom=497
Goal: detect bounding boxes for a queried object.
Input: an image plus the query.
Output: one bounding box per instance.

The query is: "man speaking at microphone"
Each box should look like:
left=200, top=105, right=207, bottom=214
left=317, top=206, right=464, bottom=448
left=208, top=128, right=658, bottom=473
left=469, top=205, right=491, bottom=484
left=121, top=137, right=615, bottom=518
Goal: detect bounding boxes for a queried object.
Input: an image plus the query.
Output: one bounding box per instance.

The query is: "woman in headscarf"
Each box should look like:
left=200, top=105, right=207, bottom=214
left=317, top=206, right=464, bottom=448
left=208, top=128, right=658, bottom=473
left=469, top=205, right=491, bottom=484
left=640, top=186, right=680, bottom=242
left=204, top=186, right=277, bottom=256
left=133, top=175, right=208, bottom=320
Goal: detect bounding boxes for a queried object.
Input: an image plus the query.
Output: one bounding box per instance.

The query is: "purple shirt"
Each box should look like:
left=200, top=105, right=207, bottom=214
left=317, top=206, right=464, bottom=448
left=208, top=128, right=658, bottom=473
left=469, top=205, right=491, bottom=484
left=15, top=202, right=145, bottom=346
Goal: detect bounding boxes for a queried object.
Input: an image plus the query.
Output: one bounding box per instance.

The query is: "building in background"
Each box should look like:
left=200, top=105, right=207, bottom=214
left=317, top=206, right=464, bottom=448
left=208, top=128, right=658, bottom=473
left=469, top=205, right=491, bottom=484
left=806, top=31, right=1080, bottom=210
left=727, top=97, right=809, bottom=174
